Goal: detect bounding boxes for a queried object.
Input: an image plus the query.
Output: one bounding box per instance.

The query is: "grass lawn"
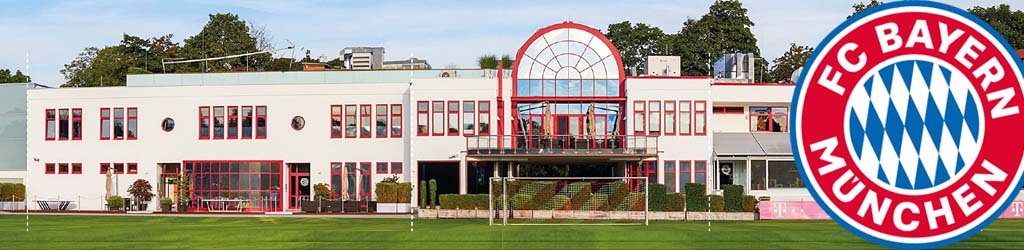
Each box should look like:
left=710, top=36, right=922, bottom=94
left=1, top=215, right=1023, bottom=249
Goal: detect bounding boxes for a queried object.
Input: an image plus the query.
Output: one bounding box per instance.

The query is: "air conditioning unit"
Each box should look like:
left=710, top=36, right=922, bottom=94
left=440, top=70, right=457, bottom=78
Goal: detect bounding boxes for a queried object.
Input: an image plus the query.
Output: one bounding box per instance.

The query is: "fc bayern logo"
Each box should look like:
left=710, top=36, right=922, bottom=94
left=792, top=1, right=1024, bottom=248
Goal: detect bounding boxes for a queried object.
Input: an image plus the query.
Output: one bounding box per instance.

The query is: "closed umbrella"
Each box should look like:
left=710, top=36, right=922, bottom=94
left=105, top=171, right=112, bottom=200
left=543, top=106, right=554, bottom=137
left=586, top=105, right=597, bottom=138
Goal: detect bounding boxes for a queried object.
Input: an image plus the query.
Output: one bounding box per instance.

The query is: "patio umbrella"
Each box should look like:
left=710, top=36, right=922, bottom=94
left=105, top=171, right=112, bottom=200
left=586, top=105, right=597, bottom=137
left=543, top=106, right=554, bottom=137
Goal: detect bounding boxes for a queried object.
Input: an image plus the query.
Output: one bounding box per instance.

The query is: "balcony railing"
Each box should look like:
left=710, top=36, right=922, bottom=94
left=466, top=135, right=658, bottom=156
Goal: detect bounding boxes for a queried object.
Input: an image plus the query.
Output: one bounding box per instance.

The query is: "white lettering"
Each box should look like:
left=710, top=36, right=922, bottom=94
left=876, top=22, right=903, bottom=53
left=894, top=202, right=920, bottom=232
left=938, top=22, right=965, bottom=54
left=834, top=170, right=865, bottom=203
left=974, top=57, right=1005, bottom=90
left=972, top=160, right=1008, bottom=196
left=838, top=43, right=867, bottom=73
left=924, top=197, right=955, bottom=230
left=817, top=65, right=846, bottom=95
left=857, top=190, right=892, bottom=226
left=905, top=20, right=935, bottom=49
left=810, top=137, right=846, bottom=175
left=955, top=36, right=985, bottom=68
left=986, top=88, right=1019, bottom=119
left=952, top=184, right=982, bottom=217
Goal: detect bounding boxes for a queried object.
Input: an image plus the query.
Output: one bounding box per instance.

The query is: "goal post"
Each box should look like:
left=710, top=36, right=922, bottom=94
left=489, top=177, right=648, bottom=226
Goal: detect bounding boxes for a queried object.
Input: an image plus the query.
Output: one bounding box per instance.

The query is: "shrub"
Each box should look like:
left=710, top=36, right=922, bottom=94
left=397, top=182, right=412, bottom=203
left=548, top=194, right=570, bottom=210
left=419, top=180, right=428, bottom=208
left=567, top=182, right=591, bottom=210
left=684, top=183, right=706, bottom=212
left=511, top=193, right=533, bottom=210
left=438, top=194, right=456, bottom=209
left=649, top=183, right=668, bottom=211
left=160, top=197, right=174, bottom=206
left=742, top=195, right=758, bottom=212
left=524, top=181, right=556, bottom=210
left=429, top=179, right=437, bottom=208
left=606, top=182, right=629, bottom=210
left=0, top=183, right=21, bottom=201
left=107, top=196, right=124, bottom=209
left=666, top=193, right=686, bottom=212
left=723, top=185, right=745, bottom=212
left=313, top=183, right=331, bottom=201
left=470, top=194, right=489, bottom=209
left=376, top=182, right=398, bottom=203
left=710, top=195, right=725, bottom=212
left=128, top=179, right=154, bottom=204
left=587, top=193, right=609, bottom=211
left=628, top=192, right=646, bottom=211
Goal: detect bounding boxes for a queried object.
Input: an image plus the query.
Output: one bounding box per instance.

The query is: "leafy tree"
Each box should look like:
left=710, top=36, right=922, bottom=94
left=500, top=55, right=513, bottom=69
left=768, top=43, right=814, bottom=83
left=478, top=54, right=498, bottom=69
left=849, top=1, right=885, bottom=19
left=177, top=13, right=270, bottom=72
left=605, top=21, right=667, bottom=75
left=61, top=34, right=179, bottom=87
left=970, top=4, right=1024, bottom=49
left=0, top=69, right=31, bottom=83
left=666, top=0, right=761, bottom=77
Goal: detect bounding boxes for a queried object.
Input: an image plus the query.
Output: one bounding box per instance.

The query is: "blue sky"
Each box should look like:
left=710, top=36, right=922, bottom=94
left=0, top=0, right=1014, bottom=86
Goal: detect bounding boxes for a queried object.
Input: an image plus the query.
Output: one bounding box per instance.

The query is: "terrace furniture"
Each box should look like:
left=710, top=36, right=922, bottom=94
left=203, top=199, right=248, bottom=212
left=35, top=200, right=72, bottom=211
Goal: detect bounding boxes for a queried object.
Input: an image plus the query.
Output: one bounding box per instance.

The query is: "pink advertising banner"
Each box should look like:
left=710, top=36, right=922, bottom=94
left=759, top=200, right=1024, bottom=220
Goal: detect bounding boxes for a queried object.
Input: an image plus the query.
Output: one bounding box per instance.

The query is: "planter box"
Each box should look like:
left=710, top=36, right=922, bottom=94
left=591, top=211, right=610, bottom=220
left=438, top=209, right=457, bottom=218
left=323, top=201, right=343, bottom=213
left=456, top=209, right=475, bottom=218
left=512, top=210, right=533, bottom=220
left=609, top=211, right=630, bottom=220
left=300, top=201, right=320, bottom=213
left=531, top=210, right=551, bottom=219
left=667, top=211, right=686, bottom=220
left=649, top=211, right=667, bottom=220
left=474, top=210, right=490, bottom=218
left=376, top=203, right=411, bottom=213
left=552, top=210, right=573, bottom=219
left=161, top=204, right=172, bottom=212
left=418, top=208, right=437, bottom=219
left=629, top=211, right=645, bottom=220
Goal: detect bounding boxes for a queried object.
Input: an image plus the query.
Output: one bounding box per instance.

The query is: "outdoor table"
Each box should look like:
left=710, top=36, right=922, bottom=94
left=203, top=199, right=248, bottom=212
left=34, top=200, right=72, bottom=211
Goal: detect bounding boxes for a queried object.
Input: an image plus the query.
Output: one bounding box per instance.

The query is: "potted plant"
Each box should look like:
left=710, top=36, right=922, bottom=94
left=107, top=195, right=124, bottom=211
left=160, top=197, right=174, bottom=212
left=300, top=183, right=331, bottom=213
left=128, top=179, right=154, bottom=211
left=175, top=175, right=191, bottom=212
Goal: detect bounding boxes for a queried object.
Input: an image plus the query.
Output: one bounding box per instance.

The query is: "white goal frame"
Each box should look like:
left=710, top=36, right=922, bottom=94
left=489, top=176, right=648, bottom=226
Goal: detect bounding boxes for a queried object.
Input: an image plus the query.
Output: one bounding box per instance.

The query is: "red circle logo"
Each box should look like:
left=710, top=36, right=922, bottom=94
left=792, top=2, right=1024, bottom=248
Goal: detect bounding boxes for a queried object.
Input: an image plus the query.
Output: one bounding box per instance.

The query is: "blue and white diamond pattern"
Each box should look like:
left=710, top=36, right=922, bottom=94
left=847, top=59, right=982, bottom=192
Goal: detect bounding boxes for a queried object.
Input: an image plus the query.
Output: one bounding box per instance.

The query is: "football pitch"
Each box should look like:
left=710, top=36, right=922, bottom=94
left=1, top=215, right=1023, bottom=249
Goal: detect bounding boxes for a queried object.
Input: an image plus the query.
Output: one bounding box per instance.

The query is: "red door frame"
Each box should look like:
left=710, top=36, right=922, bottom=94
left=288, top=164, right=311, bottom=209
left=184, top=160, right=285, bottom=212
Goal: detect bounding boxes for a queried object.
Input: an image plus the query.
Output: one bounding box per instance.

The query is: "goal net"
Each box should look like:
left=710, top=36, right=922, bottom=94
left=489, top=177, right=648, bottom=226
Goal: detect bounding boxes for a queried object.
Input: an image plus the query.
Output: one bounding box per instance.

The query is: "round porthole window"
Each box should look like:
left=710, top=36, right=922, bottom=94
left=291, top=116, right=305, bottom=131
left=161, top=118, right=175, bottom=132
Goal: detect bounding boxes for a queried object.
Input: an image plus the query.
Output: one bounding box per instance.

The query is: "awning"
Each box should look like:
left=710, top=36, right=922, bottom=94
left=713, top=132, right=792, bottom=156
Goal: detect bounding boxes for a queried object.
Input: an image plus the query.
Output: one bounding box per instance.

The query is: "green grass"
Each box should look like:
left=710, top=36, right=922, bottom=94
left=1, top=215, right=1023, bottom=249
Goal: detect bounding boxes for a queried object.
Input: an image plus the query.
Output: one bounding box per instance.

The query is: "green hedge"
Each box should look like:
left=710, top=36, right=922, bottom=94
left=549, top=194, right=570, bottom=210
left=723, top=185, right=744, bottom=212
left=628, top=192, right=646, bottom=211
left=107, top=196, right=124, bottom=209
left=606, top=182, right=629, bottom=210
left=567, top=182, right=592, bottom=210
left=0, top=183, right=26, bottom=201
left=521, top=181, right=556, bottom=210
left=710, top=194, right=725, bottom=212
left=396, top=183, right=412, bottom=203
left=419, top=180, right=428, bottom=208
left=375, top=182, right=398, bottom=203
left=684, top=183, right=706, bottom=212
left=586, top=193, right=609, bottom=211
left=438, top=194, right=489, bottom=210
left=511, top=193, right=533, bottom=210
left=649, top=183, right=667, bottom=211
left=666, top=193, right=686, bottom=212
left=742, top=195, right=758, bottom=212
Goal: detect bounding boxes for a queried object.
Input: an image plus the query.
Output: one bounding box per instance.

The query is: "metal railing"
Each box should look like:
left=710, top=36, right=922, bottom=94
left=466, top=135, right=658, bottom=156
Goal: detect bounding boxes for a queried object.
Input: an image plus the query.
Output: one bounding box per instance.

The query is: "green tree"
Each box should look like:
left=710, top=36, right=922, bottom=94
left=666, top=0, right=761, bottom=77
left=0, top=69, right=31, bottom=83
left=177, top=13, right=270, bottom=72
left=970, top=4, right=1024, bottom=49
left=500, top=55, right=513, bottom=69
left=61, top=34, right=179, bottom=87
left=478, top=54, right=498, bottom=69
left=849, top=1, right=885, bottom=19
left=768, top=43, right=814, bottom=83
left=605, top=21, right=666, bottom=76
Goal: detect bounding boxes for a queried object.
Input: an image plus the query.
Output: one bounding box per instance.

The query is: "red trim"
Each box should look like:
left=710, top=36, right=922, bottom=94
left=241, top=106, right=253, bottom=139
left=478, top=101, right=490, bottom=136
left=391, top=162, right=403, bottom=174
left=680, top=101, right=692, bottom=136
left=627, top=75, right=712, bottom=79
left=648, top=101, right=661, bottom=136
left=376, top=162, right=388, bottom=174
left=664, top=101, right=676, bottom=136
left=71, top=163, right=82, bottom=174
left=390, top=104, right=403, bottom=138
left=227, top=106, right=239, bottom=139
left=512, top=22, right=625, bottom=96
left=291, top=116, right=304, bottom=131
left=330, top=162, right=344, bottom=199
left=199, top=106, right=210, bottom=140
left=100, top=163, right=110, bottom=174
left=71, top=108, right=82, bottom=140
left=112, top=108, right=124, bottom=140
left=712, top=82, right=796, bottom=86
left=213, top=106, right=225, bottom=139
left=416, top=101, right=429, bottom=136
left=432, top=101, right=444, bottom=136
left=126, top=107, right=137, bottom=140
left=185, top=160, right=285, bottom=212
left=447, top=101, right=459, bottom=136
left=633, top=100, right=645, bottom=135
left=376, top=104, right=388, bottom=138
left=45, top=163, right=55, bottom=174
left=694, top=160, right=707, bottom=185
left=462, top=101, right=475, bottom=136
left=749, top=106, right=788, bottom=132
left=58, top=109, right=69, bottom=141
left=100, top=108, right=111, bottom=140
left=359, top=162, right=372, bottom=200
left=113, top=163, right=125, bottom=174
left=345, top=105, right=357, bottom=138
left=510, top=96, right=625, bottom=102
left=711, top=106, right=745, bottom=114
left=255, top=106, right=267, bottom=139
left=359, top=104, right=372, bottom=138
left=161, top=117, right=174, bottom=132
left=331, top=105, right=343, bottom=138
left=45, top=109, right=55, bottom=141
left=694, top=101, right=707, bottom=136
left=127, top=163, right=138, bottom=174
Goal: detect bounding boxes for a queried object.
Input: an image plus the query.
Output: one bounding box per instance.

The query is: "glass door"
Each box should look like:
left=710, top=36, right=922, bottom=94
left=288, top=163, right=311, bottom=209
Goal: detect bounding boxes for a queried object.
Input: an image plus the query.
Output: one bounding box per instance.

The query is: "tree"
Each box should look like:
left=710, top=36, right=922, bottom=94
left=849, top=1, right=884, bottom=19
left=61, top=34, right=179, bottom=87
left=0, top=69, right=31, bottom=83
left=605, top=21, right=667, bottom=75
left=177, top=13, right=270, bottom=72
left=666, top=0, right=761, bottom=77
left=500, top=55, right=513, bottom=69
left=478, top=54, right=498, bottom=69
left=767, top=43, right=814, bottom=83
left=970, top=4, right=1024, bottom=49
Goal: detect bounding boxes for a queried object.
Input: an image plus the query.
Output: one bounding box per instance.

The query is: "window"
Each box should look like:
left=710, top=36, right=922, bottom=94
left=644, top=161, right=657, bottom=185
left=417, top=101, right=429, bottom=136
left=390, top=104, right=402, bottom=138
left=649, top=101, right=661, bottom=135
left=751, top=160, right=767, bottom=191
left=59, top=109, right=69, bottom=140
left=45, top=163, right=55, bottom=174
left=360, top=162, right=371, bottom=199
left=241, top=106, right=253, bottom=139
left=345, top=105, right=357, bottom=138
left=331, top=105, right=343, bottom=138
left=376, top=162, right=388, bottom=174
left=664, top=160, right=676, bottom=192
left=113, top=163, right=125, bottom=174
left=227, top=106, right=238, bottom=138
left=391, top=162, right=403, bottom=174
left=447, top=101, right=459, bottom=135
left=750, top=107, right=789, bottom=132
left=72, top=108, right=82, bottom=140
left=59, top=163, right=69, bottom=174
left=113, top=108, right=124, bottom=140
left=100, top=163, right=110, bottom=174
left=712, top=106, right=745, bottom=114
left=331, top=163, right=343, bottom=198
left=680, top=161, right=692, bottom=192
left=376, top=104, right=388, bottom=138
left=680, top=101, right=691, bottom=135
left=256, top=106, right=267, bottom=139
left=199, top=107, right=210, bottom=139
left=186, top=161, right=282, bottom=211
left=463, top=101, right=475, bottom=135
left=45, top=109, right=56, bottom=140
left=345, top=162, right=357, bottom=199
left=694, top=160, right=706, bottom=185
left=633, top=101, right=645, bottom=135
left=694, top=101, right=706, bottom=135
left=162, top=118, right=175, bottom=132
left=126, top=108, right=137, bottom=140
left=768, top=161, right=802, bottom=188
left=72, top=163, right=82, bottom=174
left=665, top=101, right=676, bottom=135
left=127, top=163, right=138, bottom=174
left=213, top=106, right=225, bottom=139
left=291, top=116, right=305, bottom=131
left=478, top=101, right=490, bottom=135
left=432, top=101, right=444, bottom=136
left=360, top=105, right=372, bottom=138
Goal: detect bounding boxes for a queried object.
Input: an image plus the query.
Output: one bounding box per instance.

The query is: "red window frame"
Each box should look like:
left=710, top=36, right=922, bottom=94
left=58, top=163, right=69, bottom=174
left=100, top=163, right=110, bottom=174
left=213, top=106, right=225, bottom=139
left=648, top=101, right=661, bottom=136
left=390, top=104, right=403, bottom=138
left=359, top=104, right=372, bottom=138
left=330, top=162, right=344, bottom=198
left=241, top=106, right=253, bottom=139
left=72, top=108, right=83, bottom=140
left=255, top=105, right=267, bottom=139
left=679, top=100, right=692, bottom=136
left=376, top=104, right=388, bottom=138
left=45, top=163, right=55, bottom=174
left=112, top=108, right=124, bottom=140
left=694, top=101, right=707, bottom=136
left=227, top=106, right=238, bottom=139
left=694, top=160, right=707, bottom=185
left=113, top=163, right=125, bottom=174
left=447, top=101, right=459, bottom=136
left=633, top=101, right=646, bottom=135
left=432, top=101, right=444, bottom=136
left=376, top=162, right=389, bottom=174
left=71, top=163, right=82, bottom=174
left=711, top=106, right=745, bottom=114
left=331, top=105, right=344, bottom=138
left=126, top=107, right=137, bottom=140
left=199, top=106, right=211, bottom=140
left=100, top=108, right=111, bottom=140
left=749, top=106, right=788, bottom=132
left=58, top=108, right=70, bottom=141
left=417, top=101, right=429, bottom=136
left=127, top=163, right=138, bottom=174
left=345, top=105, right=358, bottom=138
left=463, top=101, right=475, bottom=136
left=478, top=101, right=490, bottom=135
left=391, top=162, right=403, bottom=174
left=45, top=109, right=56, bottom=141
left=359, top=162, right=372, bottom=200
left=664, top=101, right=676, bottom=136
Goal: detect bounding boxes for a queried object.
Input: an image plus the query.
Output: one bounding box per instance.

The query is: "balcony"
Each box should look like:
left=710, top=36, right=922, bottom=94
left=466, top=135, right=658, bottom=157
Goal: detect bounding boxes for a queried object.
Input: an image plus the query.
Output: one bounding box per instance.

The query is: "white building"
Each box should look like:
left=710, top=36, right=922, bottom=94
left=23, top=22, right=803, bottom=212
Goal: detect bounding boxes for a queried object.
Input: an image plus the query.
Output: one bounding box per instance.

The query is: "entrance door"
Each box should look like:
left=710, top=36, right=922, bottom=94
left=288, top=163, right=311, bottom=209
left=719, top=162, right=734, bottom=187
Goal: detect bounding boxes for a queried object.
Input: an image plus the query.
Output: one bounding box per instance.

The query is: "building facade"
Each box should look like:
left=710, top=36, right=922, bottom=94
left=23, top=22, right=805, bottom=212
